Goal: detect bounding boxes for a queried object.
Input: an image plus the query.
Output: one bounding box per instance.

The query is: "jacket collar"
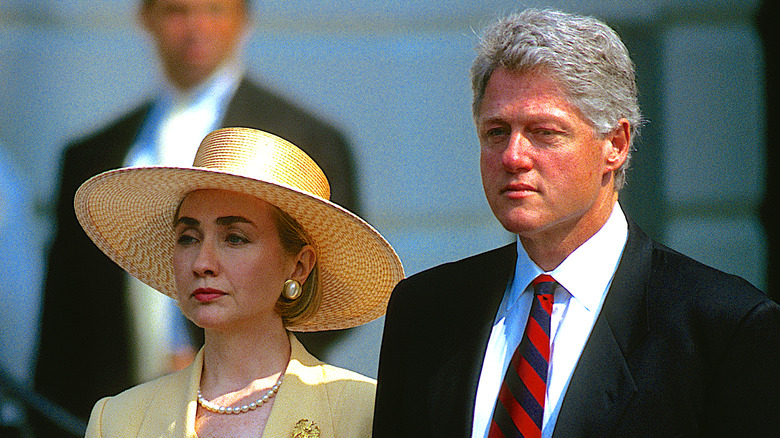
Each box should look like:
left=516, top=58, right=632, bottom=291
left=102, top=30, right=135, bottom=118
left=134, top=332, right=359, bottom=437
left=552, top=219, right=653, bottom=437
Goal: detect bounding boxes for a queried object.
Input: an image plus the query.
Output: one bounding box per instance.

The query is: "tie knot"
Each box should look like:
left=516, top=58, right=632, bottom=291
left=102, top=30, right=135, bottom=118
left=532, top=274, right=556, bottom=296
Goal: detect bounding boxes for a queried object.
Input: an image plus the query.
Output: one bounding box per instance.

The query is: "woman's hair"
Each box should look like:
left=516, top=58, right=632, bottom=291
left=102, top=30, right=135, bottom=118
left=270, top=205, right=321, bottom=327
left=471, top=9, right=642, bottom=190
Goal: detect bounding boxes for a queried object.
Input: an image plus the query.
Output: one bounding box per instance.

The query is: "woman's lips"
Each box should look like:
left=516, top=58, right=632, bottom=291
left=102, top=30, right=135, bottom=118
left=192, top=288, right=226, bottom=303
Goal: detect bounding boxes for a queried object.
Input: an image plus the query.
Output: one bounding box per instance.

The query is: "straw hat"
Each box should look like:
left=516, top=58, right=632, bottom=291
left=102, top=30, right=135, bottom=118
left=74, top=127, right=405, bottom=332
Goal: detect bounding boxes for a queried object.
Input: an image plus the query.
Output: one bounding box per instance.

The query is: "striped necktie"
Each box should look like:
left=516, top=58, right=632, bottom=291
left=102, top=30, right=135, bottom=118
left=488, top=274, right=556, bottom=438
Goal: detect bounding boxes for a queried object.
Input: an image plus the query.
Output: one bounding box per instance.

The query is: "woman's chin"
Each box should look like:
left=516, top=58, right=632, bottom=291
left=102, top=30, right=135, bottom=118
left=184, top=308, right=230, bottom=330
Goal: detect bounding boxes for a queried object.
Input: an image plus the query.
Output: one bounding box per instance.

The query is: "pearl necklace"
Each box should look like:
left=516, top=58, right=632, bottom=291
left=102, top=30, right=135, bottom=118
left=197, top=377, right=283, bottom=415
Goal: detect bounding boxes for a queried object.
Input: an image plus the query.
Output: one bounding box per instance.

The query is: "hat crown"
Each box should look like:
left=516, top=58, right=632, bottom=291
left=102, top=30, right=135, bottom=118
left=193, top=128, right=331, bottom=200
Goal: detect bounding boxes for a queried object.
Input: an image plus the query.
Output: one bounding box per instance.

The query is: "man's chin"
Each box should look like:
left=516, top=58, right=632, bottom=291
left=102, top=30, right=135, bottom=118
left=494, top=206, right=547, bottom=234
left=497, top=218, right=544, bottom=237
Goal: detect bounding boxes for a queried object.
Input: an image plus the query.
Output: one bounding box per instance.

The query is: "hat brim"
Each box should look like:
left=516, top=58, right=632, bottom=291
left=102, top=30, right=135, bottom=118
left=74, top=165, right=405, bottom=332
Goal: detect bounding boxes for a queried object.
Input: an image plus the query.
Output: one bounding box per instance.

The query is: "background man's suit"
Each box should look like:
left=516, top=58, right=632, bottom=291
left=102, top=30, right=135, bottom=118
left=374, top=216, right=780, bottom=437
left=34, top=77, right=359, bottom=426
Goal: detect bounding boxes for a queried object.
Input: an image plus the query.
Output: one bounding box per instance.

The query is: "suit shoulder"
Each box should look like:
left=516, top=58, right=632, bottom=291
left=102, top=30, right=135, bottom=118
left=51, top=103, right=151, bottom=208
left=319, top=363, right=376, bottom=385
left=85, top=371, right=182, bottom=435
left=400, top=243, right=516, bottom=287
left=318, top=364, right=377, bottom=408
left=237, top=79, right=327, bottom=125
left=290, top=335, right=376, bottom=398
left=648, top=240, right=775, bottom=322
left=100, top=370, right=182, bottom=412
left=651, top=241, right=763, bottom=297
left=388, top=243, right=515, bottom=319
left=231, top=79, right=342, bottom=134
left=285, top=342, right=375, bottom=438
left=65, top=103, right=151, bottom=157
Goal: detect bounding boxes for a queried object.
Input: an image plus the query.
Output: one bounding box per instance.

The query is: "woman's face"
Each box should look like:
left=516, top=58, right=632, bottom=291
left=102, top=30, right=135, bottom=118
left=172, top=189, right=308, bottom=332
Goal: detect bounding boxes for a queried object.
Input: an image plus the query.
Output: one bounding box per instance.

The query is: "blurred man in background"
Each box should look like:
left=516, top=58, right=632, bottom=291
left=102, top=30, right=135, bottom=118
left=33, top=0, right=358, bottom=434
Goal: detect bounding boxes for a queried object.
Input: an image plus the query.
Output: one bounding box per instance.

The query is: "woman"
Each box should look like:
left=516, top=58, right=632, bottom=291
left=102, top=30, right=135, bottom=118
left=77, top=127, right=404, bottom=437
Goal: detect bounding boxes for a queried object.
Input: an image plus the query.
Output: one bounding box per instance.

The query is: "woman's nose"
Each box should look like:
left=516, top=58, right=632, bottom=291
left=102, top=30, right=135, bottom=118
left=192, top=241, right=219, bottom=277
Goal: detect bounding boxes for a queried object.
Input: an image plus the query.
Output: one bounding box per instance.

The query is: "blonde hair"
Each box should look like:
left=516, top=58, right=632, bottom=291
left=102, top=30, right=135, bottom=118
left=271, top=206, right=321, bottom=327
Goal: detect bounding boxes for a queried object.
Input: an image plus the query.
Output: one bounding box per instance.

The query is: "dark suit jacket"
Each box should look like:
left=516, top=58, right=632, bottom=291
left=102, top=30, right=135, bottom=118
left=373, top=218, right=780, bottom=437
left=33, top=78, right=359, bottom=428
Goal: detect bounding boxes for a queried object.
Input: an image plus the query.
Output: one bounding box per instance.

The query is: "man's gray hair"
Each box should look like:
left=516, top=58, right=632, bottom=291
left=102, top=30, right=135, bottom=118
left=471, top=9, right=642, bottom=190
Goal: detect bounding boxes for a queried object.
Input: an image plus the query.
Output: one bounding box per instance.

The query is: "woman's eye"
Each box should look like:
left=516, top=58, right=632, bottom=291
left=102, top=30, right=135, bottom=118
left=176, top=234, right=197, bottom=245
left=226, top=234, right=248, bottom=245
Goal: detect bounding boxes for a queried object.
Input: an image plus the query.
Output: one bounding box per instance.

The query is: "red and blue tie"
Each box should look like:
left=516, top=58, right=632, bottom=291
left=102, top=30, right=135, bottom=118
left=488, top=274, right=556, bottom=438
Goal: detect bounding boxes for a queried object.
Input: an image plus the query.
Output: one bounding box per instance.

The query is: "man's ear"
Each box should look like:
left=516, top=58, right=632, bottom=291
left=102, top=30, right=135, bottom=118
left=604, top=119, right=631, bottom=172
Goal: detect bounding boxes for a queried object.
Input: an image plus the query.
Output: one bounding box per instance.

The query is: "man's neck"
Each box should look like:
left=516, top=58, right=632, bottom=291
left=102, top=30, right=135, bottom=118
left=521, top=193, right=619, bottom=271
left=165, top=53, right=244, bottom=98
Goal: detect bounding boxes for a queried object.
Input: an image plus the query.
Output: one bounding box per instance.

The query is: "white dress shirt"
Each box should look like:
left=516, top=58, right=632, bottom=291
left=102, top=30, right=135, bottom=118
left=124, top=57, right=243, bottom=168
left=472, top=205, right=628, bottom=438
left=123, top=58, right=243, bottom=383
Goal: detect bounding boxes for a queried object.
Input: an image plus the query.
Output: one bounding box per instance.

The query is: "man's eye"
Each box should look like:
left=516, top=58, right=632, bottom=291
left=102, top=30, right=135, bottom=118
left=532, top=126, right=565, bottom=137
left=208, top=5, right=225, bottom=15
left=163, top=5, right=187, bottom=16
left=485, top=127, right=509, bottom=138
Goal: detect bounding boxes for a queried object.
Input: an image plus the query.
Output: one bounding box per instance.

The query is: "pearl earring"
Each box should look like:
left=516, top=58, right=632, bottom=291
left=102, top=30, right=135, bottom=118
left=282, top=279, right=302, bottom=300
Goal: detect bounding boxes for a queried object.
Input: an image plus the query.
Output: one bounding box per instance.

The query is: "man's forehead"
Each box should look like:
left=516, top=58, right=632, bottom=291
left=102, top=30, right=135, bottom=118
left=478, top=68, right=572, bottom=113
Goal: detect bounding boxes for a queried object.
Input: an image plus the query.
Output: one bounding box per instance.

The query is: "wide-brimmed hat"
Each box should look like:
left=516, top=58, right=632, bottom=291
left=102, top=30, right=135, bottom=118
left=74, top=127, right=405, bottom=332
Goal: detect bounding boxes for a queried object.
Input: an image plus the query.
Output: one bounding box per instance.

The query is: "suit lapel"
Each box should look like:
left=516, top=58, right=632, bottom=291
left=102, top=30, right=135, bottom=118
left=553, top=221, right=653, bottom=437
left=427, top=243, right=517, bottom=435
left=221, top=78, right=259, bottom=127
left=221, top=78, right=279, bottom=130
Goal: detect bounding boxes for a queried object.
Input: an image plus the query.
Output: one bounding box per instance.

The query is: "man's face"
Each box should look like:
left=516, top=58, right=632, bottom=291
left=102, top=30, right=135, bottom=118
left=477, top=67, right=627, bottom=247
left=141, top=0, right=247, bottom=90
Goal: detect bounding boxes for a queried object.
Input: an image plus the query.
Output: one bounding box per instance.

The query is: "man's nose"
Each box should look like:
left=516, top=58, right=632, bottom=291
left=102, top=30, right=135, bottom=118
left=502, top=132, right=534, bottom=172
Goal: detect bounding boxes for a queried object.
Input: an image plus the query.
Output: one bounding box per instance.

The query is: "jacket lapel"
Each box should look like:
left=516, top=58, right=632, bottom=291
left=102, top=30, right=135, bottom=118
left=264, top=334, right=335, bottom=437
left=552, top=221, right=653, bottom=437
left=136, top=349, right=202, bottom=437
left=427, top=243, right=517, bottom=435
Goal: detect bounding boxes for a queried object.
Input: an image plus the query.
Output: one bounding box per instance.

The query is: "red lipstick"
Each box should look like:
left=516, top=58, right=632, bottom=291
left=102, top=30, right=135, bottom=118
left=192, top=288, right=226, bottom=303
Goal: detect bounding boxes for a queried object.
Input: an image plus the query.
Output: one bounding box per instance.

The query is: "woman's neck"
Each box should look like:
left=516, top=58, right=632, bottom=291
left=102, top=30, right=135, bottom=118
left=200, top=322, right=291, bottom=394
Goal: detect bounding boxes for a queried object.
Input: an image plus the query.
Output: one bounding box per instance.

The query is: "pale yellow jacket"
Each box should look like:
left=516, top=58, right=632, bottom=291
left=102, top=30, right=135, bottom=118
left=85, top=333, right=375, bottom=437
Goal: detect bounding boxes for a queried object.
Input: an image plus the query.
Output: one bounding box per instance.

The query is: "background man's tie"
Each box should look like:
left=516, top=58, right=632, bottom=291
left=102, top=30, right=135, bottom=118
left=488, top=274, right=556, bottom=438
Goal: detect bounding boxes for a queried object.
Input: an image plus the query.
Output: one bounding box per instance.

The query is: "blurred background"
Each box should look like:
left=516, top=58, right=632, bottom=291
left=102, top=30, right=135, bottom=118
left=0, top=0, right=776, bottom=434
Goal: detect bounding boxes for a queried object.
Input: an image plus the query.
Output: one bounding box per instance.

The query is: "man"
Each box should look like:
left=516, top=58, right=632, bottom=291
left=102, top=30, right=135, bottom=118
left=373, top=9, right=780, bottom=437
left=33, top=0, right=358, bottom=433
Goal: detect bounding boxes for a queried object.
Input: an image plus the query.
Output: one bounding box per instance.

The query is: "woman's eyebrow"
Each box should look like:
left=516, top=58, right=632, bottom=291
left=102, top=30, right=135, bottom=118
left=216, top=216, right=253, bottom=226
left=173, top=216, right=199, bottom=227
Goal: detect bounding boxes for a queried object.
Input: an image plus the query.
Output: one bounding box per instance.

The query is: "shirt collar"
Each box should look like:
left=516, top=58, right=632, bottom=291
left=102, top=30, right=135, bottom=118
left=550, top=205, right=628, bottom=311
left=506, top=203, right=629, bottom=313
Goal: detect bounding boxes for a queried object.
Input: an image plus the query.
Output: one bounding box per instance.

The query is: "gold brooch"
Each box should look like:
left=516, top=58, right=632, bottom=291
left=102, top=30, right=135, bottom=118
left=292, top=419, right=320, bottom=438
